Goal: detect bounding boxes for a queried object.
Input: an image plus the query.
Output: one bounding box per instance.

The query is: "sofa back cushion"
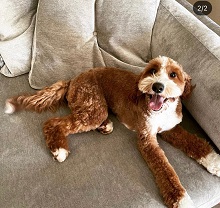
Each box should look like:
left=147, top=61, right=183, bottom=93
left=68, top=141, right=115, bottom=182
left=29, top=0, right=160, bottom=89
left=0, top=0, right=38, bottom=77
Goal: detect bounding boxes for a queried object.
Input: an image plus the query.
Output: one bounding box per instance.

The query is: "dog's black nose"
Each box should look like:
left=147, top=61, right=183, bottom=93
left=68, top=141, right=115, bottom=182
left=152, top=82, right=164, bottom=93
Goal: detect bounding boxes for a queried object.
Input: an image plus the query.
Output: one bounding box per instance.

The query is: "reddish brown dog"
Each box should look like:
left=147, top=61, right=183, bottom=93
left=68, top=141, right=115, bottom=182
left=5, top=56, right=220, bottom=208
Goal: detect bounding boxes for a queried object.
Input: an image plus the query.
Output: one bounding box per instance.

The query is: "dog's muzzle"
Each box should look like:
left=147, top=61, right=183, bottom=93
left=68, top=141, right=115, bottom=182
left=149, top=82, right=167, bottom=111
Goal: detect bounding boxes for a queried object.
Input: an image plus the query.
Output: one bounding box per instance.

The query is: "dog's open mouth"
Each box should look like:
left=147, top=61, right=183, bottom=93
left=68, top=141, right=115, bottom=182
left=149, top=94, right=168, bottom=111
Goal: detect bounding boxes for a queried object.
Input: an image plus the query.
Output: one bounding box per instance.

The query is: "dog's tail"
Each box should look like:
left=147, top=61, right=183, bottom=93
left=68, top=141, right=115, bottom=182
left=5, top=80, right=70, bottom=114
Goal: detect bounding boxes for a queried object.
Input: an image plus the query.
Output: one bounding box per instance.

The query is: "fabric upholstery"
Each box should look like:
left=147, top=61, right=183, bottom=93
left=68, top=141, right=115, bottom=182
left=176, top=0, right=220, bottom=36
left=151, top=0, right=220, bottom=150
left=0, top=0, right=38, bottom=77
left=29, top=0, right=160, bottom=89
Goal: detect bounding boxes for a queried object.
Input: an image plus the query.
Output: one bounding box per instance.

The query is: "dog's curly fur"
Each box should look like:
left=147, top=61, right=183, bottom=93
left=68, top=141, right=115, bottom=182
left=5, top=56, right=220, bottom=208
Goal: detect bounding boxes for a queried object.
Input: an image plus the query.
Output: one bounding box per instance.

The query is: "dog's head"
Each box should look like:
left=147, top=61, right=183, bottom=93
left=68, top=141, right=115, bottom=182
left=138, top=56, right=193, bottom=111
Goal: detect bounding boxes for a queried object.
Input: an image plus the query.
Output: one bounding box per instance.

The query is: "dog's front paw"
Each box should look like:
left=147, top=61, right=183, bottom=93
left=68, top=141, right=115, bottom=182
left=52, top=148, right=69, bottom=162
left=174, top=192, right=195, bottom=208
left=198, top=151, right=220, bottom=177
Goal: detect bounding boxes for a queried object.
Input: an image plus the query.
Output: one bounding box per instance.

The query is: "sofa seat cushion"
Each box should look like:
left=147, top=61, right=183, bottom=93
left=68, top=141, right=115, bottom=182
left=29, top=0, right=160, bottom=89
left=1, top=73, right=220, bottom=208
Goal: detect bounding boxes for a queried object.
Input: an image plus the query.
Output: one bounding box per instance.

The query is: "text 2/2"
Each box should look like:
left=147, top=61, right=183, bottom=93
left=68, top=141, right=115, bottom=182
left=193, top=1, right=212, bottom=15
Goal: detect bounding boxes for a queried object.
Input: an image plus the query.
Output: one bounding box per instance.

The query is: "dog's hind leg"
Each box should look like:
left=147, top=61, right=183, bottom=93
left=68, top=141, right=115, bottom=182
left=43, top=107, right=108, bottom=162
left=43, top=115, right=72, bottom=162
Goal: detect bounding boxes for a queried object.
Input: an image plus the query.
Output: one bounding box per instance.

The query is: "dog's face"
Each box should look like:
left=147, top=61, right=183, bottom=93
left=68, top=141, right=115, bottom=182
left=138, top=56, right=192, bottom=111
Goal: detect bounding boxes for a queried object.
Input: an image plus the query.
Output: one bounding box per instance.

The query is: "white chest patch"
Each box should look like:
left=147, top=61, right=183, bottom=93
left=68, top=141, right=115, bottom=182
left=146, top=99, right=182, bottom=134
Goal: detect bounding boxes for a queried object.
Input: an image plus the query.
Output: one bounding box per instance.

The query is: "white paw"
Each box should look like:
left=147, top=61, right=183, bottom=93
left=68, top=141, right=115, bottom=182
left=104, top=121, right=113, bottom=134
left=4, top=100, right=15, bottom=114
left=198, top=151, right=220, bottom=177
left=52, top=148, right=69, bottom=162
left=175, top=192, right=195, bottom=208
left=97, top=120, right=113, bottom=134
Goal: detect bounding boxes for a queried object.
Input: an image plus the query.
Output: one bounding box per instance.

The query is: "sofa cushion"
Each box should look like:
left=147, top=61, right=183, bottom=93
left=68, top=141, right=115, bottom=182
left=151, top=0, right=220, bottom=150
left=29, top=0, right=160, bottom=89
left=0, top=0, right=38, bottom=77
left=1, top=73, right=220, bottom=208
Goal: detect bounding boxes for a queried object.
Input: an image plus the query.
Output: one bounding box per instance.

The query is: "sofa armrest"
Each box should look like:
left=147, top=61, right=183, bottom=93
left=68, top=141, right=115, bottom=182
left=151, top=0, right=220, bottom=150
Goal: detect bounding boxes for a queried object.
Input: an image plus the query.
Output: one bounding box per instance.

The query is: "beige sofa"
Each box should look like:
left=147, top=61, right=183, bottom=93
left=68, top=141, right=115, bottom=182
left=1, top=0, right=220, bottom=207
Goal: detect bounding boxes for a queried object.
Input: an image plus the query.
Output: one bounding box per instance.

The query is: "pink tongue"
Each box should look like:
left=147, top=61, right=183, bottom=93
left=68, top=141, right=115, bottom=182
left=149, top=94, right=165, bottom=111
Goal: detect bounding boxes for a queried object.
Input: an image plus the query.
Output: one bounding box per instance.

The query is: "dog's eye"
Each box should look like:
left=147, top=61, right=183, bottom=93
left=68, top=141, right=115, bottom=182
left=150, top=68, right=157, bottom=75
left=170, top=72, right=177, bottom=78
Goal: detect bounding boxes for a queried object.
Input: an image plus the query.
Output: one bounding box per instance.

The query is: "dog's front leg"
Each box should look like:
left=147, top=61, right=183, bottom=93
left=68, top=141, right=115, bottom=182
left=160, top=125, right=220, bottom=177
left=138, top=133, right=195, bottom=208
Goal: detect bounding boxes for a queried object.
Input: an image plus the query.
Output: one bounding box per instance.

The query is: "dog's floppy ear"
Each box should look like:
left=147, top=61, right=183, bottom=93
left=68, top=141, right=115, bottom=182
left=181, top=72, right=195, bottom=100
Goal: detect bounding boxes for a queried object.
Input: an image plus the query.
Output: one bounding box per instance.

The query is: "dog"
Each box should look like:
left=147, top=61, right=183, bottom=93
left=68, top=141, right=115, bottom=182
left=5, top=56, right=220, bottom=208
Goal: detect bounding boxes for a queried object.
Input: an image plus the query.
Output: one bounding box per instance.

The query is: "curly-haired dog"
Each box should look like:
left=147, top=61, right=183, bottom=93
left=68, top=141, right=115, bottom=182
left=5, top=56, right=220, bottom=208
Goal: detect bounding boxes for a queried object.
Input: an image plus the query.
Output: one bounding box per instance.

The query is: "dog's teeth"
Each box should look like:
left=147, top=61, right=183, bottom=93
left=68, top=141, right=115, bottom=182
left=4, top=101, right=15, bottom=114
left=52, top=148, right=69, bottom=162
